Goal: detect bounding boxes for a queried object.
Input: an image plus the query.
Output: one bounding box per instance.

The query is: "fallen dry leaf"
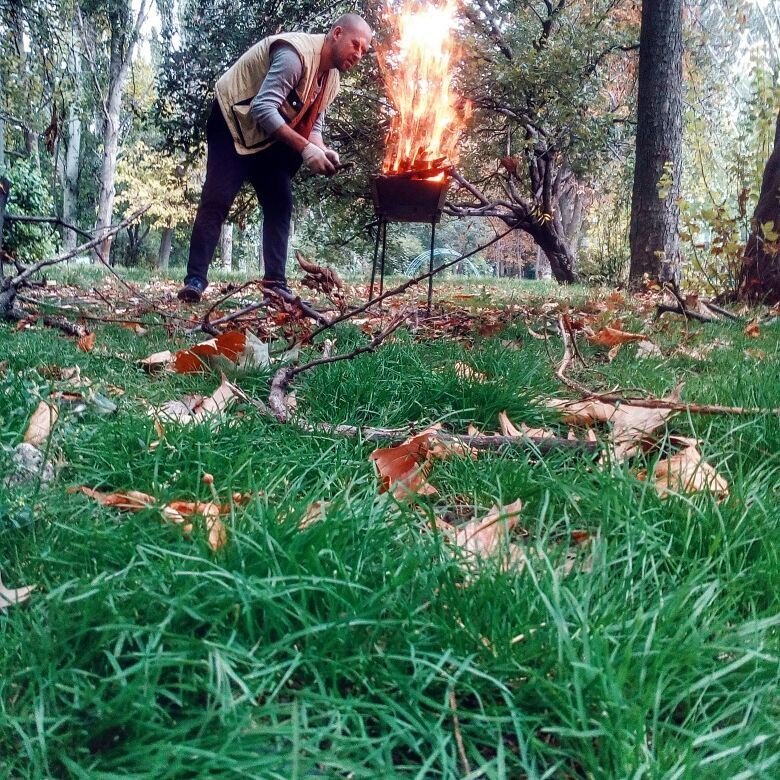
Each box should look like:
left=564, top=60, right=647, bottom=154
left=72, top=485, right=156, bottom=509
left=23, top=400, right=59, bottom=446
left=744, top=320, right=761, bottom=339
left=77, top=332, right=96, bottom=352
left=586, top=327, right=648, bottom=349
left=72, top=488, right=230, bottom=551
left=451, top=499, right=524, bottom=558
left=153, top=376, right=237, bottom=424
left=0, top=572, right=35, bottom=611
left=299, top=500, right=330, bottom=529
left=638, top=442, right=729, bottom=501
left=498, top=411, right=555, bottom=439
left=636, top=339, right=663, bottom=359
left=370, top=428, right=439, bottom=499
left=454, top=361, right=487, bottom=382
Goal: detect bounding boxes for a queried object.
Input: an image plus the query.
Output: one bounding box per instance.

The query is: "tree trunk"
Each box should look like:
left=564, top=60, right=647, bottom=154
left=62, top=24, right=82, bottom=252
left=525, top=217, right=577, bottom=283
left=0, top=69, right=5, bottom=171
left=91, top=0, right=151, bottom=263
left=628, top=0, right=683, bottom=288
left=738, top=109, right=780, bottom=303
left=220, top=222, right=233, bottom=268
left=158, top=226, right=174, bottom=271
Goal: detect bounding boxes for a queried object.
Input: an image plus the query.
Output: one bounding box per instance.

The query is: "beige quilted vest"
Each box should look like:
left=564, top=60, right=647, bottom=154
left=215, top=32, right=341, bottom=156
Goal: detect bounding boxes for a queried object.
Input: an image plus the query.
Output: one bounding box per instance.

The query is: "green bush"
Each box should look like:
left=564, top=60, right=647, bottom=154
left=1, top=159, right=60, bottom=263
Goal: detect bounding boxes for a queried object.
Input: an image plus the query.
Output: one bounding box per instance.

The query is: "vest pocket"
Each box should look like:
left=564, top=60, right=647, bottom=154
left=231, top=100, right=265, bottom=149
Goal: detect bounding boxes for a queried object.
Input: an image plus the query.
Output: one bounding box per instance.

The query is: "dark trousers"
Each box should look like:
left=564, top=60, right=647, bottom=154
left=186, top=100, right=302, bottom=286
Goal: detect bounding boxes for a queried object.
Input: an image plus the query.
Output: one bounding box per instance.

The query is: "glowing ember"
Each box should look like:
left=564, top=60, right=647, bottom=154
left=378, top=0, right=470, bottom=175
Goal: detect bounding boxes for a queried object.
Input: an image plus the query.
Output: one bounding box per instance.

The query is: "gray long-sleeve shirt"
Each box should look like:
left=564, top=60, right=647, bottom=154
left=249, top=44, right=325, bottom=138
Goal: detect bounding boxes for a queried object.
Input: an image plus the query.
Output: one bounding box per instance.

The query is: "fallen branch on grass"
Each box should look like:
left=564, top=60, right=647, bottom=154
left=556, top=315, right=780, bottom=417
left=1, top=207, right=149, bottom=323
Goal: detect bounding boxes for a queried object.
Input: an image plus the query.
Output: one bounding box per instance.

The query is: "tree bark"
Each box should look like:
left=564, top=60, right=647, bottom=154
left=90, top=0, right=151, bottom=263
left=219, top=222, right=233, bottom=268
left=628, top=0, right=683, bottom=288
left=738, top=109, right=780, bottom=303
left=158, top=226, right=174, bottom=271
left=525, top=216, right=577, bottom=283
left=62, top=22, right=83, bottom=253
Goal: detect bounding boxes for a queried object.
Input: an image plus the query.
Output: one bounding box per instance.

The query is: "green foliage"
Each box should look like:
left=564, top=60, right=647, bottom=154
left=1, top=159, right=59, bottom=262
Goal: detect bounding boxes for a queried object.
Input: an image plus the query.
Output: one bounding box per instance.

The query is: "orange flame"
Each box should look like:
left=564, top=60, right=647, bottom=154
left=378, top=0, right=470, bottom=175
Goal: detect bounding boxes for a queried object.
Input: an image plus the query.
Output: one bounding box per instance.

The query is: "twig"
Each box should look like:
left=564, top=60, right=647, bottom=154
left=449, top=689, right=471, bottom=777
left=555, top=316, right=780, bottom=416
left=5, top=214, right=93, bottom=241
left=268, top=316, right=407, bottom=422
left=201, top=280, right=263, bottom=333
left=702, top=299, right=743, bottom=321
left=654, top=303, right=713, bottom=323
left=10, top=208, right=148, bottom=286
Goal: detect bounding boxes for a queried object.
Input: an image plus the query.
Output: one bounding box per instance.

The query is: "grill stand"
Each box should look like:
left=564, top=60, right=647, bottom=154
left=368, top=174, right=448, bottom=316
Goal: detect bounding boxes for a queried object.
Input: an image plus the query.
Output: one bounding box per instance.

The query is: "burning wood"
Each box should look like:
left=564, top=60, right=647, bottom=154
left=378, top=0, right=470, bottom=176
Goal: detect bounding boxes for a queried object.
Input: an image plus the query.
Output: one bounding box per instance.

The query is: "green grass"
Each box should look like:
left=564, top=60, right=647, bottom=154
left=1, top=278, right=779, bottom=778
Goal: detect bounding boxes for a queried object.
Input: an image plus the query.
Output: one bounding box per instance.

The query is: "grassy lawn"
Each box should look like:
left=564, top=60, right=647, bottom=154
left=1, top=273, right=779, bottom=778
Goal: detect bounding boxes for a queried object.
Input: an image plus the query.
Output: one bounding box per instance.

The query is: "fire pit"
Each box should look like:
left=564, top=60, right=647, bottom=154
left=370, top=172, right=449, bottom=224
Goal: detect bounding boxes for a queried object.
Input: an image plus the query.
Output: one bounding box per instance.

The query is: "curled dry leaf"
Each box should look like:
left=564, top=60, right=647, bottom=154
left=638, top=444, right=729, bottom=501
left=153, top=376, right=237, bottom=424
left=77, top=332, right=96, bottom=352
left=451, top=499, right=524, bottom=558
left=744, top=320, right=761, bottom=339
left=71, top=485, right=157, bottom=509
left=0, top=573, right=35, bottom=612
left=24, top=400, right=59, bottom=446
left=369, top=427, right=441, bottom=499
left=498, top=410, right=555, bottom=440
left=636, top=339, right=663, bottom=359
left=138, top=350, right=173, bottom=373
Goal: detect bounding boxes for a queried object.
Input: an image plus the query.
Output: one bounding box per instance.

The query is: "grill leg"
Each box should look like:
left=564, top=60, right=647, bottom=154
left=379, top=221, right=388, bottom=305
left=368, top=219, right=382, bottom=302
left=427, top=221, right=436, bottom=316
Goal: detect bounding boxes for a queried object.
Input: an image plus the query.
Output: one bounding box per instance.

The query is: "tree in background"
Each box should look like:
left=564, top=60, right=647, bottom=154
left=453, top=0, right=639, bottom=283
left=115, top=141, right=197, bottom=269
left=627, top=0, right=683, bottom=288
left=738, top=108, right=780, bottom=302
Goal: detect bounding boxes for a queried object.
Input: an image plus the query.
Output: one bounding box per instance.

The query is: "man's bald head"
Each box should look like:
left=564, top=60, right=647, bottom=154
left=325, top=14, right=373, bottom=73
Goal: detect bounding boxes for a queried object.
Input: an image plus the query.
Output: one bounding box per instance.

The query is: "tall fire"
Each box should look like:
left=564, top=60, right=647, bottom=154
left=378, top=0, right=471, bottom=176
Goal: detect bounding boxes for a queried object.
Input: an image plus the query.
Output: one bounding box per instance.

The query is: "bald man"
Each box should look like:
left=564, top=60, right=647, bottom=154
left=178, top=15, right=373, bottom=303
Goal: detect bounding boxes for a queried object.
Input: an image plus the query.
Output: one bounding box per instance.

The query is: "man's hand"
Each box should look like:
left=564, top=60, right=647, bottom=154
left=301, top=143, right=336, bottom=175
left=323, top=148, right=340, bottom=167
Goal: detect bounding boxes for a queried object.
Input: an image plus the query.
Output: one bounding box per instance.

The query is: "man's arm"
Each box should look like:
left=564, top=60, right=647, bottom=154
left=250, top=45, right=334, bottom=172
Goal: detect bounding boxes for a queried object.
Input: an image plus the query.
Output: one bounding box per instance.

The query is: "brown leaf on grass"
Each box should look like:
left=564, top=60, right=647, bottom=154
left=165, top=501, right=227, bottom=551
left=72, top=488, right=230, bottom=551
left=154, top=376, right=238, bottom=424
left=547, top=388, right=681, bottom=461
left=299, top=500, right=330, bottom=529
left=498, top=411, right=555, bottom=439
left=138, top=350, right=173, bottom=373
left=454, top=361, right=487, bottom=382
left=77, top=332, right=96, bottom=352
left=71, top=485, right=157, bottom=509
left=0, top=573, right=35, bottom=612
left=636, top=339, right=663, bottom=359
left=586, top=326, right=648, bottom=348
left=173, top=330, right=246, bottom=373
left=23, top=400, right=59, bottom=446
left=438, top=500, right=526, bottom=572
left=744, top=320, right=760, bottom=339
left=638, top=442, right=729, bottom=501
left=369, top=428, right=440, bottom=499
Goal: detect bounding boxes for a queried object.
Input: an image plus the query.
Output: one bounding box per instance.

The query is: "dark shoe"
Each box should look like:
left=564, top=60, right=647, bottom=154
left=177, top=277, right=208, bottom=303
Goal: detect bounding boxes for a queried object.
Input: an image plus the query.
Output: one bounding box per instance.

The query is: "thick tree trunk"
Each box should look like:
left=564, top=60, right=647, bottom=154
left=525, top=217, right=577, bottom=284
left=738, top=109, right=780, bottom=303
left=628, top=0, right=683, bottom=288
left=158, top=226, right=174, bottom=271
left=0, top=70, right=5, bottom=171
